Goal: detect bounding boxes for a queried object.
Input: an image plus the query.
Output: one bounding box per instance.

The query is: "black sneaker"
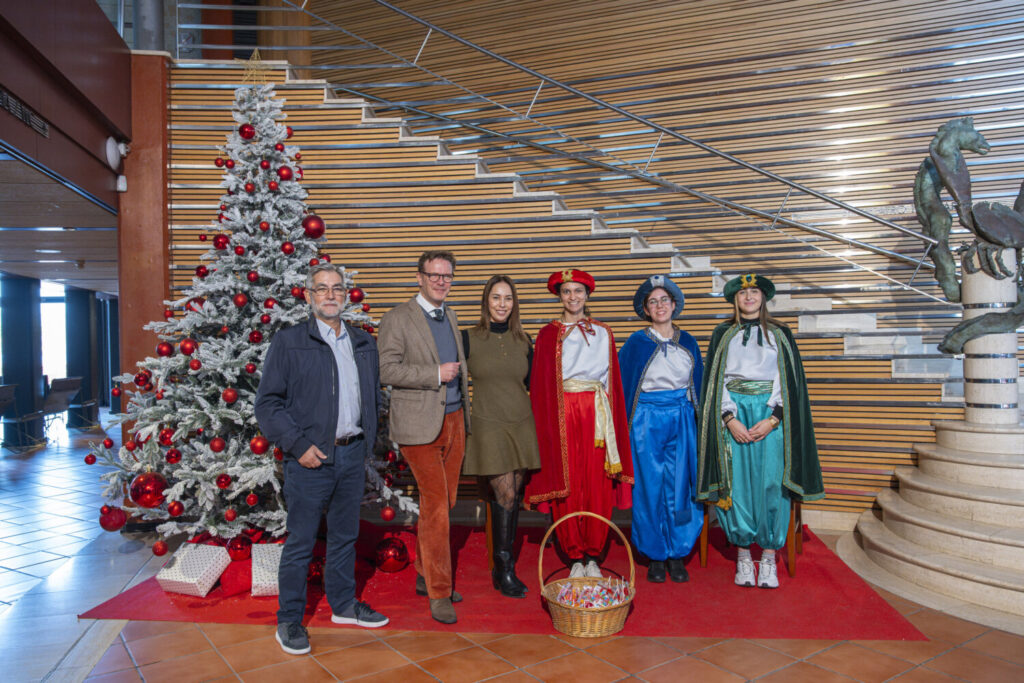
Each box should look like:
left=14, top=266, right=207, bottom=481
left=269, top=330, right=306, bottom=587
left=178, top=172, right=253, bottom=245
left=331, top=600, right=390, bottom=628
left=667, top=557, right=690, bottom=583
left=275, top=622, right=310, bottom=655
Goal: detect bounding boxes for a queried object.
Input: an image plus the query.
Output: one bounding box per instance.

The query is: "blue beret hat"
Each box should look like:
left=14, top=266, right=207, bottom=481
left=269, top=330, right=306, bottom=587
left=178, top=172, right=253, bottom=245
left=633, top=275, right=685, bottom=320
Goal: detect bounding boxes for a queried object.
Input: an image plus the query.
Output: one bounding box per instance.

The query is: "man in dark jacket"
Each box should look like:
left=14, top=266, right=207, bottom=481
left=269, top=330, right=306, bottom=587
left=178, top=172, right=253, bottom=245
left=255, top=263, right=388, bottom=655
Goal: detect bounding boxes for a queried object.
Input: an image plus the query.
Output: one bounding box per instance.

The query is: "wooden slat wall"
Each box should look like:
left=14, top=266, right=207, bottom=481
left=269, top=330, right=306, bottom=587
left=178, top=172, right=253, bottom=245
left=172, top=0, right=1024, bottom=516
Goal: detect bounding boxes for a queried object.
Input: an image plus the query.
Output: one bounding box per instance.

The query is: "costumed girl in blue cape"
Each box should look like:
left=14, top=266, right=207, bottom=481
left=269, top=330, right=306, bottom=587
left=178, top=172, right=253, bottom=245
left=619, top=275, right=704, bottom=583
left=697, top=274, right=824, bottom=589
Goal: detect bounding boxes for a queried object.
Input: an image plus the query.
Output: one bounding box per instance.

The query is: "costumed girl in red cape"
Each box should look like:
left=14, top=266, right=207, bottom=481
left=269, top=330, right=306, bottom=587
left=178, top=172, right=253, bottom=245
left=526, top=269, right=633, bottom=578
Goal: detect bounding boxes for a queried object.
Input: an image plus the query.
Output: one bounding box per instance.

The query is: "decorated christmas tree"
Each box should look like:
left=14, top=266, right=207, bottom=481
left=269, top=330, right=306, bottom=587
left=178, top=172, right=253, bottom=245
left=90, top=81, right=416, bottom=555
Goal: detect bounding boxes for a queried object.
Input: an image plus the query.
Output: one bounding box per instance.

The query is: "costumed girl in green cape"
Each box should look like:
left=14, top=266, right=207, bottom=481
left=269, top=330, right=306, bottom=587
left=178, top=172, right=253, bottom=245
left=697, top=274, right=824, bottom=588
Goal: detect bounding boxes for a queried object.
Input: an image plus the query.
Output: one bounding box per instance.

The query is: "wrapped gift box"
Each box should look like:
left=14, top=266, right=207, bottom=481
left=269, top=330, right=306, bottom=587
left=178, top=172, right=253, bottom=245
left=156, top=544, right=230, bottom=597
left=251, top=543, right=283, bottom=596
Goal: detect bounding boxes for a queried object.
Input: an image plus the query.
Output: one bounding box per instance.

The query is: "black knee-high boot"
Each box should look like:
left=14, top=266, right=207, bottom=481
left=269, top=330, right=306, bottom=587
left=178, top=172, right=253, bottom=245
left=490, top=501, right=527, bottom=598
left=509, top=493, right=528, bottom=593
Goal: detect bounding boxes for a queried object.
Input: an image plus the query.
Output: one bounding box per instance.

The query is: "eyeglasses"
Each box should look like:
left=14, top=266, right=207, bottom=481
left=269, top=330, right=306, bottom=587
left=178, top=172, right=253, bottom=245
left=647, top=296, right=674, bottom=307
left=311, top=285, right=346, bottom=297
left=419, top=270, right=454, bottom=283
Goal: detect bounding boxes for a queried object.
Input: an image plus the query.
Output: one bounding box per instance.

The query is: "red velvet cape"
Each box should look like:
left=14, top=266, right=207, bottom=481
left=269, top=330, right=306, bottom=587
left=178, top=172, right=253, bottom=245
left=525, top=319, right=634, bottom=507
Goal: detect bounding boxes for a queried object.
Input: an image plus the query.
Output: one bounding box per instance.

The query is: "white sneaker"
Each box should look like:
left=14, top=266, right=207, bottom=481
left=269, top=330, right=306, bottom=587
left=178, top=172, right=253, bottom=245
left=734, top=557, right=756, bottom=587
left=757, top=560, right=779, bottom=588
left=584, top=560, right=603, bottom=578
left=569, top=562, right=586, bottom=578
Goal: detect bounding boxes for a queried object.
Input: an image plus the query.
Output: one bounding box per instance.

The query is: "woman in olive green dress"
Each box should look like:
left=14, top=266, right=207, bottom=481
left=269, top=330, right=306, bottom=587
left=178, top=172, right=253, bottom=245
left=462, top=275, right=541, bottom=598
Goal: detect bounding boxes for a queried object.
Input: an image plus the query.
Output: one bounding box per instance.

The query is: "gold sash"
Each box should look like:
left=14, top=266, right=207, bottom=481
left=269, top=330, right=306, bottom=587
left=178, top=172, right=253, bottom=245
left=563, top=377, right=622, bottom=475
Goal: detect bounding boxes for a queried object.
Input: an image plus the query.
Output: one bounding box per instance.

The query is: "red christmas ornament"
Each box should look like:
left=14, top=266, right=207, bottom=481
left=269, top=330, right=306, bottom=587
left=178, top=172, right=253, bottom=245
left=375, top=536, right=409, bottom=573
left=232, top=292, right=249, bottom=308
left=142, top=369, right=153, bottom=378
left=309, top=258, right=319, bottom=267
left=286, top=126, right=294, bottom=139
left=245, top=363, right=257, bottom=373
left=291, top=286, right=304, bottom=299
left=383, top=473, right=394, bottom=487
left=349, top=287, right=365, bottom=303
left=214, top=157, right=225, bottom=167
left=281, top=242, right=295, bottom=255
left=249, top=435, right=269, bottom=455
left=222, top=388, right=239, bottom=404
left=216, top=473, right=232, bottom=489
left=260, top=159, right=271, bottom=170
left=100, top=505, right=112, bottom=515
left=155, top=390, right=164, bottom=400
left=274, top=142, right=285, bottom=152
left=267, top=181, right=279, bottom=192
left=248, top=330, right=263, bottom=344
left=103, top=437, right=114, bottom=449
left=259, top=220, right=270, bottom=231
left=260, top=313, right=271, bottom=324
left=213, top=234, right=230, bottom=250
left=158, top=428, right=175, bottom=446
left=189, top=358, right=202, bottom=371
left=111, top=386, right=122, bottom=398
left=239, top=123, right=256, bottom=139
left=129, top=471, right=168, bottom=508
left=244, top=182, right=256, bottom=194
left=234, top=245, right=245, bottom=256
left=218, top=213, right=225, bottom=223
left=84, top=453, right=97, bottom=465
left=180, top=338, right=198, bottom=355
left=156, top=342, right=174, bottom=357
left=224, top=508, right=237, bottom=522
left=210, top=437, right=227, bottom=453
left=163, top=308, right=174, bottom=319
left=134, top=372, right=148, bottom=387
left=386, top=450, right=397, bottom=463
left=225, top=159, right=235, bottom=170
left=263, top=298, right=277, bottom=309
left=227, top=535, right=252, bottom=561
left=302, top=214, right=325, bottom=239
left=380, top=505, right=396, bottom=522
left=99, top=508, right=127, bottom=532
left=145, top=382, right=154, bottom=392
left=295, top=152, right=301, bottom=160
left=362, top=303, right=371, bottom=312
left=276, top=166, right=293, bottom=182
left=220, top=204, right=227, bottom=210
left=168, top=501, right=184, bottom=517
left=246, top=270, right=259, bottom=283
left=321, top=253, right=330, bottom=262
left=197, top=427, right=204, bottom=434
left=274, top=447, right=283, bottom=461
left=165, top=448, right=182, bottom=464
left=220, top=325, right=230, bottom=334
left=152, top=540, right=168, bottom=557
left=246, top=493, right=259, bottom=506
left=187, top=297, right=205, bottom=312
left=198, top=234, right=208, bottom=242
left=195, top=265, right=210, bottom=281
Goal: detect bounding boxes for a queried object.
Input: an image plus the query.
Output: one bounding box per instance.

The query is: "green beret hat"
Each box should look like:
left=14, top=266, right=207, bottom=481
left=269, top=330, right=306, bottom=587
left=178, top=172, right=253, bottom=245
left=723, top=273, right=775, bottom=303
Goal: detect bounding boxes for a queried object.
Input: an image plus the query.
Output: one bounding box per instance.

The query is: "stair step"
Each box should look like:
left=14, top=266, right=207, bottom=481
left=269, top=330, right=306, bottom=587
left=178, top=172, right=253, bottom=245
left=914, top=442, right=1024, bottom=488
left=876, top=489, right=1024, bottom=569
left=857, top=511, right=1024, bottom=617
left=895, top=467, right=1024, bottom=525
left=836, top=531, right=1024, bottom=635
left=933, top=419, right=1024, bottom=455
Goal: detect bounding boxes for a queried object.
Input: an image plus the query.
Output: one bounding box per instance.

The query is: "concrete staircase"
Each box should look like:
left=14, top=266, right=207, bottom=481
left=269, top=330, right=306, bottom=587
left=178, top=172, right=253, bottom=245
left=838, top=419, right=1024, bottom=635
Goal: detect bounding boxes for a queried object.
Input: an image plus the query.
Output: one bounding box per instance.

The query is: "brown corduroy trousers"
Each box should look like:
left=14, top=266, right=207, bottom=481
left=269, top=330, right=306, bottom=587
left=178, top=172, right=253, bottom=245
left=401, top=409, right=466, bottom=599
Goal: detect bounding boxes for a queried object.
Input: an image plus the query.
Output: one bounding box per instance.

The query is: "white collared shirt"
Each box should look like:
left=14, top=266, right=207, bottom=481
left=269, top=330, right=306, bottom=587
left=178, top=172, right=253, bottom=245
left=316, top=317, right=361, bottom=439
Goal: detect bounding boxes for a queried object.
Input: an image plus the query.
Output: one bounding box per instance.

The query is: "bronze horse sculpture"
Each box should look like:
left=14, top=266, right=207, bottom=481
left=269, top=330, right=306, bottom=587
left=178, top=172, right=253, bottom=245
left=913, top=117, right=1024, bottom=353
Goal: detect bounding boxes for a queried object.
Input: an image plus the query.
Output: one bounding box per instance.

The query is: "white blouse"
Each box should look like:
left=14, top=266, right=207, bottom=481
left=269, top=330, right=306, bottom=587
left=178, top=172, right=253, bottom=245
left=640, top=328, right=693, bottom=392
left=560, top=321, right=610, bottom=390
left=721, top=325, right=783, bottom=416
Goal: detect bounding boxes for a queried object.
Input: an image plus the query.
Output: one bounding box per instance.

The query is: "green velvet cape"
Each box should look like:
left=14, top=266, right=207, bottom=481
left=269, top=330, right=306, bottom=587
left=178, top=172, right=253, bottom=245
left=696, top=321, right=824, bottom=509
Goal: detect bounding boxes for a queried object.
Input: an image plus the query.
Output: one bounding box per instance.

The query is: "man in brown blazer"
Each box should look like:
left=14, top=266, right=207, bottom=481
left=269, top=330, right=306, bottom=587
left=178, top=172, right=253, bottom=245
left=378, top=250, right=470, bottom=624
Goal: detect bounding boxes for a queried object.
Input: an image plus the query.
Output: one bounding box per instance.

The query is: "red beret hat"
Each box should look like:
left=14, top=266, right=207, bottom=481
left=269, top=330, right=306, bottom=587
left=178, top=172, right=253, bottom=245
left=547, top=269, right=596, bottom=295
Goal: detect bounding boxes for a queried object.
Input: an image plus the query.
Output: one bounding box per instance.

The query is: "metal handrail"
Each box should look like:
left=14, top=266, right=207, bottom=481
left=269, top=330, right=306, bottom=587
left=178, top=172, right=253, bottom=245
left=369, top=0, right=936, bottom=247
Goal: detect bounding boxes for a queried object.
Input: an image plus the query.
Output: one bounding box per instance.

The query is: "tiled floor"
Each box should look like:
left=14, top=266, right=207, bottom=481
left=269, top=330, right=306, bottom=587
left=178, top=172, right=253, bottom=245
left=2, top=415, right=1023, bottom=682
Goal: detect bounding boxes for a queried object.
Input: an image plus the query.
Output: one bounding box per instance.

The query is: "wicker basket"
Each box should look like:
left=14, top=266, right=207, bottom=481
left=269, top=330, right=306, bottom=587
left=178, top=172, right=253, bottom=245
left=538, top=511, right=635, bottom=638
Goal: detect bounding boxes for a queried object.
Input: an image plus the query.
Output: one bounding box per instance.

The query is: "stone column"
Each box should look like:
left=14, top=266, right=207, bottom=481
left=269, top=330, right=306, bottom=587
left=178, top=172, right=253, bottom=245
left=961, top=247, right=1020, bottom=425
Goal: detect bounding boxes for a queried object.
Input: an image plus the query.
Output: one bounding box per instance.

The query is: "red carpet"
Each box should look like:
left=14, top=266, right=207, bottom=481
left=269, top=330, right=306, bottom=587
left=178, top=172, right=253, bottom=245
left=81, top=522, right=924, bottom=640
